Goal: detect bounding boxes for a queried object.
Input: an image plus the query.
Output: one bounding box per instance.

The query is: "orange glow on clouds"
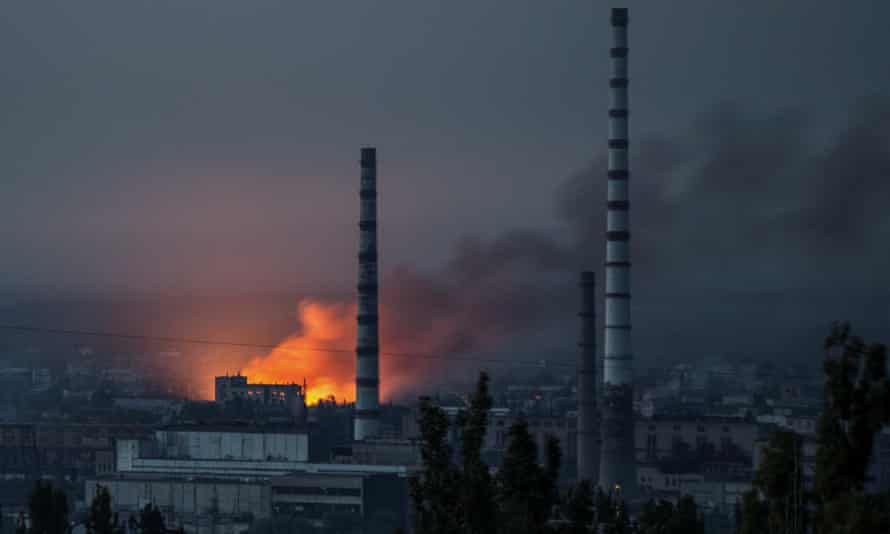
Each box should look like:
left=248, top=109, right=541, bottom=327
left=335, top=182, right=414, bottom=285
left=240, top=300, right=357, bottom=404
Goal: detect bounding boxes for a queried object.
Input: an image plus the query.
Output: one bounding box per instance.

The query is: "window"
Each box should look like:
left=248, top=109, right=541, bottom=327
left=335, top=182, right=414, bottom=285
left=275, top=486, right=361, bottom=497
left=673, top=425, right=681, bottom=432
left=646, top=434, right=657, bottom=460
left=327, top=487, right=362, bottom=497
left=697, top=425, right=705, bottom=433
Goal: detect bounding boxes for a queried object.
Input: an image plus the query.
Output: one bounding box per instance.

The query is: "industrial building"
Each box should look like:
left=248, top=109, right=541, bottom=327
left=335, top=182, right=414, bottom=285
left=85, top=419, right=412, bottom=532
left=214, top=375, right=306, bottom=421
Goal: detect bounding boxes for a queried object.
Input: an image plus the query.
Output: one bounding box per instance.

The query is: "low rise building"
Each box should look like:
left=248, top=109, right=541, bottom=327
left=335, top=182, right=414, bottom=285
left=214, top=375, right=306, bottom=422
left=635, top=416, right=758, bottom=465
left=89, top=423, right=412, bottom=533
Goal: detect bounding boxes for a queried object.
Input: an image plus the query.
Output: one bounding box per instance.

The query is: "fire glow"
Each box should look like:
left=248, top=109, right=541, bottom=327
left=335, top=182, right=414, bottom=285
left=240, top=300, right=358, bottom=405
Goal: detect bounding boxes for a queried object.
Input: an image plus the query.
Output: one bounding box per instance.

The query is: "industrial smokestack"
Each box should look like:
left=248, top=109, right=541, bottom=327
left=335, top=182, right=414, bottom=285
left=355, top=147, right=381, bottom=441
left=599, top=7, right=637, bottom=497
left=577, top=271, right=600, bottom=485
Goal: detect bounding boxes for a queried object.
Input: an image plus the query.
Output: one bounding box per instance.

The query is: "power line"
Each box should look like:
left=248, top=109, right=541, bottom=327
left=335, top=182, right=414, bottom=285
left=0, top=324, right=576, bottom=369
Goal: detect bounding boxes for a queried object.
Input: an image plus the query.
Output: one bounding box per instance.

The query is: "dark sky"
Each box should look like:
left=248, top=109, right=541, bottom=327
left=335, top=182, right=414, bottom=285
left=1, top=1, right=888, bottom=369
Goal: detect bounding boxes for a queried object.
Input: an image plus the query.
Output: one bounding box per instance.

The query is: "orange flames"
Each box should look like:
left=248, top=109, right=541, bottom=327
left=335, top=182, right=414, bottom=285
left=240, top=300, right=358, bottom=404
left=229, top=297, right=427, bottom=405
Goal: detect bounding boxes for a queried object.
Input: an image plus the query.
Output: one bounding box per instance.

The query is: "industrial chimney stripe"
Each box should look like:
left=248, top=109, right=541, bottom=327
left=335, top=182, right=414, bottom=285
left=355, top=146, right=381, bottom=441
left=600, top=6, right=637, bottom=497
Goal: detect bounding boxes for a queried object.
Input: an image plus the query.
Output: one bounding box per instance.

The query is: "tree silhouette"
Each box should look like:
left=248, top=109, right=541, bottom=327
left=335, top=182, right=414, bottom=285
left=813, top=322, right=890, bottom=532
left=456, top=371, right=496, bottom=534
left=135, top=504, right=165, bottom=534
left=562, top=480, right=594, bottom=534
left=496, top=417, right=556, bottom=534
left=410, top=397, right=461, bottom=534
left=26, top=481, right=68, bottom=534
left=86, top=485, right=119, bottom=534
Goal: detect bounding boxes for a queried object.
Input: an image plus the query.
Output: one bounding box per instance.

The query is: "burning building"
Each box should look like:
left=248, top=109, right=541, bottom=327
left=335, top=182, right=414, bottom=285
left=214, top=374, right=307, bottom=422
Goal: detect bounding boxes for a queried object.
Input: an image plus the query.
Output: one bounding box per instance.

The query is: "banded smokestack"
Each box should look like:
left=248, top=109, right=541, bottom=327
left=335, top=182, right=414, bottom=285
left=355, top=147, right=380, bottom=440
left=577, top=271, right=600, bottom=485
left=599, top=7, right=637, bottom=497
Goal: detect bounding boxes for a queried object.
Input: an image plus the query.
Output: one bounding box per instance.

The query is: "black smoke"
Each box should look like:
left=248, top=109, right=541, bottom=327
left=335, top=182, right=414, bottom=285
left=382, top=98, right=890, bottom=371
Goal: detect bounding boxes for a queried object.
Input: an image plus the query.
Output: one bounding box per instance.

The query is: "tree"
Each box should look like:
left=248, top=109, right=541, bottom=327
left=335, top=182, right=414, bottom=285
left=563, top=480, right=594, bottom=534
left=813, top=322, right=890, bottom=533
left=820, top=492, right=890, bottom=533
left=496, top=417, right=552, bottom=534
left=543, top=434, right=562, bottom=513
left=456, top=371, right=496, bottom=534
left=638, top=498, right=673, bottom=534
left=637, top=496, right=703, bottom=534
left=736, top=489, right=768, bottom=534
left=670, top=495, right=704, bottom=534
left=135, top=504, right=165, bottom=534
left=600, top=499, right=630, bottom=534
left=26, top=481, right=68, bottom=534
left=86, top=485, right=118, bottom=534
left=410, top=372, right=567, bottom=534
left=753, top=429, right=807, bottom=534
left=410, top=398, right=461, bottom=534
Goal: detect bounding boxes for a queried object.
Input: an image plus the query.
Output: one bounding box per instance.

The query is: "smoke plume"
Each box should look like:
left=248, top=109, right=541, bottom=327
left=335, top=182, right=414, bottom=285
left=376, top=98, right=890, bottom=372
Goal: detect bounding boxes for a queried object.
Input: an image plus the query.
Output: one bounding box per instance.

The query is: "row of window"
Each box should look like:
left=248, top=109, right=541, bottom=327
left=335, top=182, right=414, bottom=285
left=274, top=486, right=361, bottom=497
left=648, top=424, right=733, bottom=433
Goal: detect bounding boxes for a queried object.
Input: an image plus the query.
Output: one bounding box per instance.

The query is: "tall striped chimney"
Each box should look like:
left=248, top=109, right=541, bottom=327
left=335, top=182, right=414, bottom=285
left=599, top=7, right=637, bottom=497
left=577, top=271, right=600, bottom=485
left=355, top=147, right=381, bottom=441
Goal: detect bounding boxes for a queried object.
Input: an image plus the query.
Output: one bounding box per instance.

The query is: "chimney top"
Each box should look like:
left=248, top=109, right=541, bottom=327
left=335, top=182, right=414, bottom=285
left=360, top=147, right=376, bottom=167
left=611, top=8, right=628, bottom=27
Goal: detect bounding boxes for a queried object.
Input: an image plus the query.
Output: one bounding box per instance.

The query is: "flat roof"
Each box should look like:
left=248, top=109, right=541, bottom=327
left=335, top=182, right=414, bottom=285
left=157, top=423, right=308, bottom=434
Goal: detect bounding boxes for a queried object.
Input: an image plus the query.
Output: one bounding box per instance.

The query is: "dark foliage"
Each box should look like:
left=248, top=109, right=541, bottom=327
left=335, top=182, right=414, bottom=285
left=135, top=504, right=165, bottom=534
left=813, top=322, right=890, bottom=533
left=562, top=480, right=594, bottom=534
left=753, top=430, right=807, bottom=534
left=456, top=371, right=497, bottom=534
left=86, top=485, right=120, bottom=534
left=410, top=397, right=461, bottom=534
left=637, top=496, right=703, bottom=534
left=496, top=417, right=557, bottom=534
left=740, top=322, right=890, bottom=534
left=736, top=489, right=768, bottom=534
left=26, top=481, right=68, bottom=534
left=411, top=372, right=564, bottom=534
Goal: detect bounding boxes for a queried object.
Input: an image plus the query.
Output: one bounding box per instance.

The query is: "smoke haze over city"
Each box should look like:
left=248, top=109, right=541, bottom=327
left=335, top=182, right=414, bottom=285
left=2, top=3, right=890, bottom=533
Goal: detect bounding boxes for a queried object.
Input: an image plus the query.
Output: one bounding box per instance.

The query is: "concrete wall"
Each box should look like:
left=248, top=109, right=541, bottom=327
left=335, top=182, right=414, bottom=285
left=157, top=430, right=308, bottom=462
left=85, top=477, right=270, bottom=519
left=271, top=473, right=363, bottom=516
